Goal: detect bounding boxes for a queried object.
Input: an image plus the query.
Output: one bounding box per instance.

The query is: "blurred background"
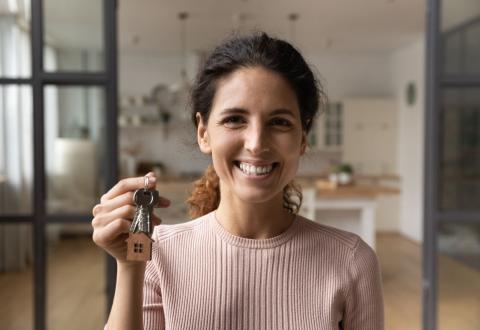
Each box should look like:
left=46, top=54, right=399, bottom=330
left=0, top=0, right=479, bottom=329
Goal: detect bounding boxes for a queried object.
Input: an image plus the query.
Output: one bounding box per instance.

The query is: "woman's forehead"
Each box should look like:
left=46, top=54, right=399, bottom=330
left=211, top=67, right=299, bottom=115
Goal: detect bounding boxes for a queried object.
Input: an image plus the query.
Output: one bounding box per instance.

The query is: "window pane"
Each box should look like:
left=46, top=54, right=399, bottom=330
left=465, top=23, right=480, bottom=73
left=441, top=0, right=480, bottom=32
left=0, top=0, right=31, bottom=78
left=43, top=0, right=104, bottom=72
left=46, top=223, right=106, bottom=329
left=442, top=31, right=462, bottom=75
left=0, top=85, right=33, bottom=216
left=0, top=224, right=33, bottom=330
left=437, top=222, right=480, bottom=330
left=439, top=88, right=480, bottom=211
left=441, top=0, right=480, bottom=75
left=44, top=86, right=106, bottom=214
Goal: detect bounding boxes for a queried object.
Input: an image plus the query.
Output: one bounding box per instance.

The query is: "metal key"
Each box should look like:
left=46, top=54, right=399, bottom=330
left=130, top=188, right=159, bottom=236
left=126, top=176, right=159, bottom=261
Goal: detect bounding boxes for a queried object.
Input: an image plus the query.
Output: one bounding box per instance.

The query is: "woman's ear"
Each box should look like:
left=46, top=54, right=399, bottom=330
left=196, top=113, right=212, bottom=154
left=300, top=131, right=307, bottom=155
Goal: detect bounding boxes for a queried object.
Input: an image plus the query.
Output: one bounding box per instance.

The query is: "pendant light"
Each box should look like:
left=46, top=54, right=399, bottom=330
left=288, top=13, right=299, bottom=43
left=170, top=11, right=191, bottom=121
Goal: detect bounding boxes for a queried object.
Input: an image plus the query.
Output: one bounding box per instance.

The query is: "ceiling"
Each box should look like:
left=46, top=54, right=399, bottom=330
left=117, top=0, right=426, bottom=55
left=42, top=0, right=426, bottom=55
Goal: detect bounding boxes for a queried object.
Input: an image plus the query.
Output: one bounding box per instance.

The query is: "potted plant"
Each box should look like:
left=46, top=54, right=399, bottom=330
left=329, top=163, right=354, bottom=186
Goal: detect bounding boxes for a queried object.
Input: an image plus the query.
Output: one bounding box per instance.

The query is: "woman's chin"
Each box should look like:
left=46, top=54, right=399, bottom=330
left=234, top=187, right=281, bottom=205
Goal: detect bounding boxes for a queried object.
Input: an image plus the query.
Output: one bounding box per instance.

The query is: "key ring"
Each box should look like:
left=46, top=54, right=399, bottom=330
left=144, top=175, right=150, bottom=190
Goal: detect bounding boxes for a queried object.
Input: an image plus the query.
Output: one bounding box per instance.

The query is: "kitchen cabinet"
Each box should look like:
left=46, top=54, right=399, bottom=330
left=309, top=102, right=343, bottom=152
left=342, top=98, right=398, bottom=176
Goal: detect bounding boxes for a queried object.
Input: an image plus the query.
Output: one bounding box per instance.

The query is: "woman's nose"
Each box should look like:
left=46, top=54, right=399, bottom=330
left=244, top=124, right=270, bottom=154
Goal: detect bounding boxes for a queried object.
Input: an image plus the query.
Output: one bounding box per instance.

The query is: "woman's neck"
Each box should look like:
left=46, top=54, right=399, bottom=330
left=215, top=194, right=295, bottom=239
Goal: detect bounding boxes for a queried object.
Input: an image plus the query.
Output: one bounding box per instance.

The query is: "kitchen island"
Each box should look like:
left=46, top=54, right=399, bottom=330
left=297, top=176, right=400, bottom=250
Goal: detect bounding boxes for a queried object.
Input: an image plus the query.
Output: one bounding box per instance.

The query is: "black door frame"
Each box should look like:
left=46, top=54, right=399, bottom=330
left=0, top=1, right=118, bottom=329
left=424, top=0, right=480, bottom=329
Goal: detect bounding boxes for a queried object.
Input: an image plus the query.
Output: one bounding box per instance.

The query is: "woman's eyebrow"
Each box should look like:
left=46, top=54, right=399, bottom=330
left=270, top=108, right=296, bottom=118
left=220, top=107, right=295, bottom=118
left=220, top=107, right=248, bottom=115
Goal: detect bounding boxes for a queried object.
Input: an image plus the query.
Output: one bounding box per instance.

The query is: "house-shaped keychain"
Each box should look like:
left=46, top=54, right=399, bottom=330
left=126, top=232, right=154, bottom=261
left=126, top=178, right=159, bottom=262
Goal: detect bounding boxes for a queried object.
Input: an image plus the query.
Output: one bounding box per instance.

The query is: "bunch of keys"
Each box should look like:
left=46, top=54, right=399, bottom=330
left=126, top=175, right=159, bottom=262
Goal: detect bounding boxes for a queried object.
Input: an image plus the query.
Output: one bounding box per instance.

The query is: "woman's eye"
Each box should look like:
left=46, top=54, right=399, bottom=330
left=221, top=116, right=245, bottom=127
left=271, top=118, right=292, bottom=127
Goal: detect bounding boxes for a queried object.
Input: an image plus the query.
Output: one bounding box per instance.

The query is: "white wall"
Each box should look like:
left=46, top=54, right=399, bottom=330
left=119, top=51, right=200, bottom=96
left=297, top=52, right=393, bottom=101
left=390, top=38, right=425, bottom=243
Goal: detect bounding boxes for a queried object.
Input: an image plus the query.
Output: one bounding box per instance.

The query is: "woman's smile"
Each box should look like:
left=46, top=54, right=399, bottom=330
left=233, top=160, right=279, bottom=180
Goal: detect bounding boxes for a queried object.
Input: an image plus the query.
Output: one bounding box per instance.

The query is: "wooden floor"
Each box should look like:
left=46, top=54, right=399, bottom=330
left=0, top=233, right=479, bottom=329
left=0, top=236, right=106, bottom=330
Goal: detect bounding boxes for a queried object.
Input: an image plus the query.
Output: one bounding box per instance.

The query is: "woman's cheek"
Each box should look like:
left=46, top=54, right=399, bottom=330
left=280, top=133, right=303, bottom=154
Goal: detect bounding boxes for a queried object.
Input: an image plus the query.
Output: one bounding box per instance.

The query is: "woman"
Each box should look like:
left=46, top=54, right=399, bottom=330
left=92, top=32, right=384, bottom=330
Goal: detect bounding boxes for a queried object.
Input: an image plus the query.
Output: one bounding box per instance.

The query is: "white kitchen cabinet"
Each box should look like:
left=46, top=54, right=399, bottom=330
left=342, top=98, right=398, bottom=176
left=310, top=102, right=343, bottom=152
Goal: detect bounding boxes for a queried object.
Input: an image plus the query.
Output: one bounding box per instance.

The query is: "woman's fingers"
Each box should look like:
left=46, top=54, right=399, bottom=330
left=92, top=204, right=136, bottom=228
left=156, top=196, right=171, bottom=208
left=101, top=172, right=156, bottom=202
left=92, top=218, right=131, bottom=246
left=93, top=191, right=134, bottom=217
left=93, top=191, right=170, bottom=218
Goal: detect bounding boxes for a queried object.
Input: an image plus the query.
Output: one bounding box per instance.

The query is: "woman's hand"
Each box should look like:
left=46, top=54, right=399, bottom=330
left=91, top=172, right=170, bottom=265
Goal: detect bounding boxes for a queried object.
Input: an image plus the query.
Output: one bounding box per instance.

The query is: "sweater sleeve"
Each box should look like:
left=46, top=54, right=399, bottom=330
left=142, top=255, right=165, bottom=329
left=342, top=238, right=385, bottom=330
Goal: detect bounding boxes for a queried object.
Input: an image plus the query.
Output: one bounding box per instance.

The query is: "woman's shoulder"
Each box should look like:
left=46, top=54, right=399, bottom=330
left=295, top=214, right=366, bottom=252
left=152, top=212, right=211, bottom=245
left=296, top=215, right=379, bottom=270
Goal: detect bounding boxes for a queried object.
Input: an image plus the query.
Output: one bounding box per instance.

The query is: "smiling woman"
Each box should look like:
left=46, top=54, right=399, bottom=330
left=187, top=33, right=323, bottom=224
left=94, top=32, right=384, bottom=330
left=193, top=66, right=307, bottom=226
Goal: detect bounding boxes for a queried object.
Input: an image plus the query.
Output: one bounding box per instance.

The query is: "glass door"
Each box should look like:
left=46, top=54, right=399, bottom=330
left=0, top=1, right=118, bottom=329
left=424, top=0, right=480, bottom=329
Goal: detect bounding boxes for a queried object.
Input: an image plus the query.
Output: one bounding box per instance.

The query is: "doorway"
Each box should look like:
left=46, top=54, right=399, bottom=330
left=424, top=0, right=480, bottom=329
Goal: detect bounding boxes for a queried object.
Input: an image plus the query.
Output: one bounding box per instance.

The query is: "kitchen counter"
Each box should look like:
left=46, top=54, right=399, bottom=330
left=299, top=183, right=400, bottom=199
left=296, top=176, right=400, bottom=199
left=296, top=178, right=401, bottom=250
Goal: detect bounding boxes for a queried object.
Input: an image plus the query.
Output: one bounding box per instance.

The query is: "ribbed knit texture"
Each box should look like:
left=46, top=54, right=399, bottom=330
left=141, top=210, right=384, bottom=330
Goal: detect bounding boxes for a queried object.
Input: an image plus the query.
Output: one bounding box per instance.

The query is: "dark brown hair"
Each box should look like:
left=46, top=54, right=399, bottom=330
left=186, top=32, right=325, bottom=219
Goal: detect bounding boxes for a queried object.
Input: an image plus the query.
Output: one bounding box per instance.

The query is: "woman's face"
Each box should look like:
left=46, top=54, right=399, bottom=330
left=196, top=66, right=306, bottom=205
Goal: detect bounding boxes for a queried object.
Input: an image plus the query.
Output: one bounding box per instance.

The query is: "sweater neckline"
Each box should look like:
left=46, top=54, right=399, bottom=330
left=208, top=210, right=299, bottom=249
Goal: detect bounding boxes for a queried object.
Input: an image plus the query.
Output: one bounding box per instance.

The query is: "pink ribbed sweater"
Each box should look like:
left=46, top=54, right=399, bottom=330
left=141, top=210, right=384, bottom=329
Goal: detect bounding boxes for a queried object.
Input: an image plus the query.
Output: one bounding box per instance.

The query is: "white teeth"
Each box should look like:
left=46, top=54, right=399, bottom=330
left=238, top=162, right=274, bottom=176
